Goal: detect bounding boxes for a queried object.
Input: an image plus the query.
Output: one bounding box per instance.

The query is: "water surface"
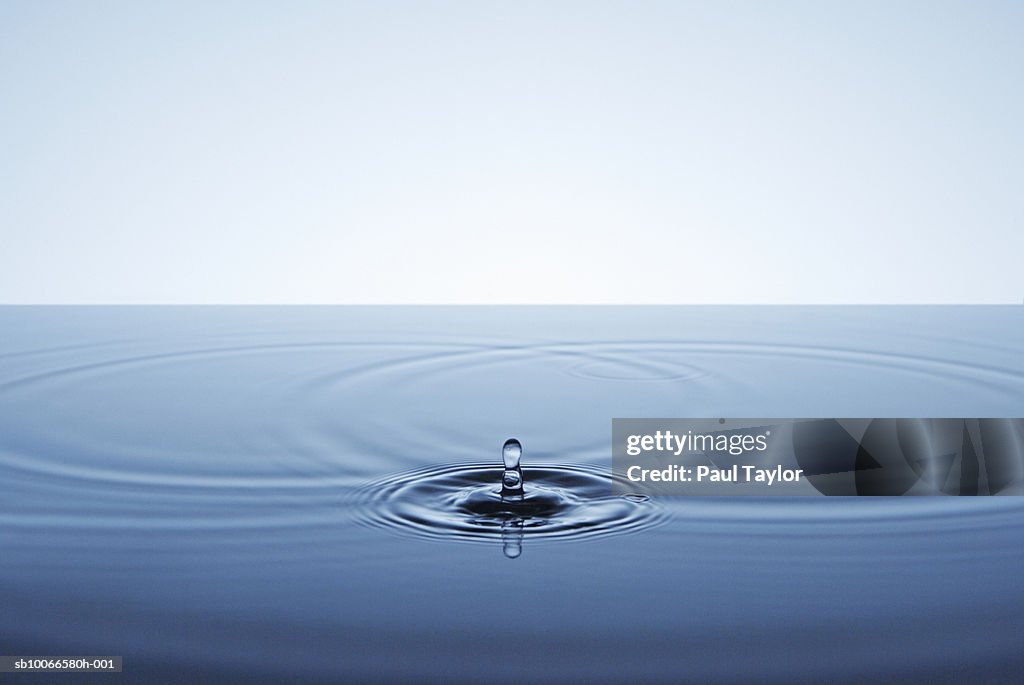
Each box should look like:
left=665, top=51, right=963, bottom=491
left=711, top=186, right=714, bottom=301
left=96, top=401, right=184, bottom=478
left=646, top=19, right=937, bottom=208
left=1, top=306, right=1023, bottom=683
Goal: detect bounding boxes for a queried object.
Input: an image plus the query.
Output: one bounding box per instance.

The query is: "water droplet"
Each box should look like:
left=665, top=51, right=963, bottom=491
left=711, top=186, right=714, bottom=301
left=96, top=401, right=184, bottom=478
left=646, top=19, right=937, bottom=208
left=502, top=439, right=522, bottom=469
left=501, top=438, right=524, bottom=499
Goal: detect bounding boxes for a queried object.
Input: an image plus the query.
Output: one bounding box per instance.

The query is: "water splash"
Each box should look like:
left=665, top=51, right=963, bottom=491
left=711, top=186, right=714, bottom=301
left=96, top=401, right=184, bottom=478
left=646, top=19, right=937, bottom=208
left=353, top=440, right=666, bottom=558
left=501, top=438, right=524, bottom=498
left=499, top=439, right=526, bottom=557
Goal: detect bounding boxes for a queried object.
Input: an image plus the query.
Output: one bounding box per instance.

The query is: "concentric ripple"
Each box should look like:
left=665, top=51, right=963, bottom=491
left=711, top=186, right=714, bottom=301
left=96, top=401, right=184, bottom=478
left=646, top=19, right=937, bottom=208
left=351, top=463, right=667, bottom=546
left=0, top=306, right=1022, bottom=538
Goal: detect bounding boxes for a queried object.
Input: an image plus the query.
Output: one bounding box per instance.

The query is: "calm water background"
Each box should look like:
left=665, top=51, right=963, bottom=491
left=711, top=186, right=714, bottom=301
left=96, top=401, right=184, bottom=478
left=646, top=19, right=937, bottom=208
left=1, top=306, right=1023, bottom=684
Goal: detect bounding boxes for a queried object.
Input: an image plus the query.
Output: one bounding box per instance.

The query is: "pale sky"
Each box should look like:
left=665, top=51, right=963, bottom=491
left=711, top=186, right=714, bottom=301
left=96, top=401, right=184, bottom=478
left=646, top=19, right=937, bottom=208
left=1, top=1, right=1022, bottom=303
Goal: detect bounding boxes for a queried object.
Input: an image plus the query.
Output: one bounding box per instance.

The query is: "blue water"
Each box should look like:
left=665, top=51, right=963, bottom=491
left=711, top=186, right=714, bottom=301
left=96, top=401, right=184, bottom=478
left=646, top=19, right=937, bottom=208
left=1, top=306, right=1023, bottom=683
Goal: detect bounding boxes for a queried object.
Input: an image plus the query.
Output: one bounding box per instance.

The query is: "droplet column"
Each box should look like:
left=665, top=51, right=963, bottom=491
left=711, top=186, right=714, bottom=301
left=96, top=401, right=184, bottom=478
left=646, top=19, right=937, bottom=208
left=501, top=438, right=524, bottom=498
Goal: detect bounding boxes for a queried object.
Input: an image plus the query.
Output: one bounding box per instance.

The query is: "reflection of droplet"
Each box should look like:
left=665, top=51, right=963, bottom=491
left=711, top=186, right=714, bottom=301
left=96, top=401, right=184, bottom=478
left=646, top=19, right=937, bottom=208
left=622, top=493, right=650, bottom=503
left=501, top=438, right=524, bottom=498
left=501, top=517, right=524, bottom=559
